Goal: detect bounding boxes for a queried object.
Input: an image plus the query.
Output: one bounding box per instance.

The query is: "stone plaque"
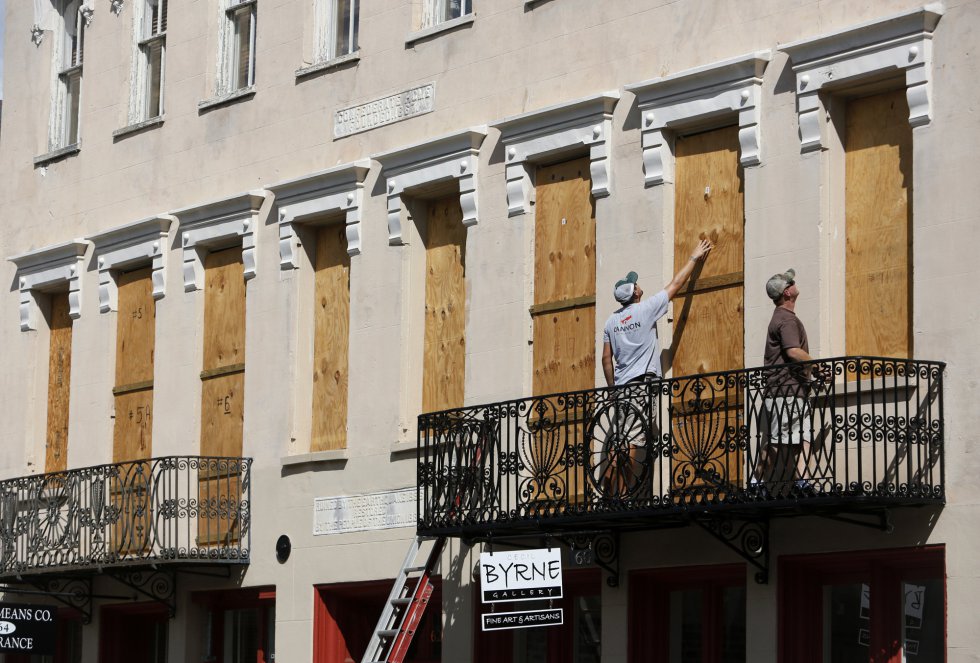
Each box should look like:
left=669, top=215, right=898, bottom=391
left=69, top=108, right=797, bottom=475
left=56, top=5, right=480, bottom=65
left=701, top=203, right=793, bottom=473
left=333, top=83, right=435, bottom=138
left=313, top=487, right=416, bottom=535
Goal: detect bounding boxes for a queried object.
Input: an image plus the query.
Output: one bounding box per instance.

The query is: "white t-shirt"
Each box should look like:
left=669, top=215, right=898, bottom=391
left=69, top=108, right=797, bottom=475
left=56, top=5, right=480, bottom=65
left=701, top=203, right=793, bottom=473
left=602, top=290, right=670, bottom=385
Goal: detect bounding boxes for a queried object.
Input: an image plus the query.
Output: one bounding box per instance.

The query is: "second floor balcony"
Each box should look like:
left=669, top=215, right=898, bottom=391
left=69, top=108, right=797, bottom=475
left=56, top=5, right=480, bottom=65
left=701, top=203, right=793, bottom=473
left=417, top=357, right=945, bottom=544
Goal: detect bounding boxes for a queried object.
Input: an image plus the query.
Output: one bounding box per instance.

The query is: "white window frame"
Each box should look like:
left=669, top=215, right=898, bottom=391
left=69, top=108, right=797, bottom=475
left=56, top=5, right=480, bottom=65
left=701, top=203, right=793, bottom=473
left=129, top=0, right=170, bottom=124
left=313, top=0, right=359, bottom=64
left=421, top=0, right=471, bottom=30
left=221, top=0, right=257, bottom=94
left=50, top=0, right=85, bottom=149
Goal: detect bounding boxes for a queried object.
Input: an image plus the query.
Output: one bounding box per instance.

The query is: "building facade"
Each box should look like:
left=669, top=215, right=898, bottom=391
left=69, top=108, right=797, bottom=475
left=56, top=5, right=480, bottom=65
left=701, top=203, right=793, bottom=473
left=0, top=0, right=976, bottom=661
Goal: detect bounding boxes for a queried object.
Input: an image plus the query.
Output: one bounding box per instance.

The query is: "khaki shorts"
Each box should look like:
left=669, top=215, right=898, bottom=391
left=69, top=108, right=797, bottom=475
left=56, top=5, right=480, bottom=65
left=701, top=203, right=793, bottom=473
left=764, top=396, right=812, bottom=445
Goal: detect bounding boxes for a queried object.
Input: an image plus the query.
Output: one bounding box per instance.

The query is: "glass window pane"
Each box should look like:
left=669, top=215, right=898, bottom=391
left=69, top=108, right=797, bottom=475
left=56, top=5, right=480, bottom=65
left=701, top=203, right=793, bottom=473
left=65, top=71, right=81, bottom=145
left=669, top=589, right=703, bottom=663
left=902, top=580, right=942, bottom=662
left=233, top=9, right=253, bottom=89
left=822, top=583, right=870, bottom=663
left=574, top=594, right=601, bottom=663
left=720, top=585, right=746, bottom=663
left=145, top=41, right=163, bottom=117
left=333, top=0, right=350, bottom=56
left=224, top=608, right=259, bottom=663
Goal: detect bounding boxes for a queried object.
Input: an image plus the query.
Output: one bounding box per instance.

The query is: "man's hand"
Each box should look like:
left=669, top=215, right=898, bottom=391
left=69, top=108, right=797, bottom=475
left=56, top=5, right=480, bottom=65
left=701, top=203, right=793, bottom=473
left=691, top=238, right=712, bottom=262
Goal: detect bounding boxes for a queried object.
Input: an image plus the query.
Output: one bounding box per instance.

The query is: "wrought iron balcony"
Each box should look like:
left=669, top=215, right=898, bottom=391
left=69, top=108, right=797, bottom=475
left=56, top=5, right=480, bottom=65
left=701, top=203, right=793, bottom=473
left=0, top=456, right=251, bottom=578
left=417, top=357, right=944, bottom=542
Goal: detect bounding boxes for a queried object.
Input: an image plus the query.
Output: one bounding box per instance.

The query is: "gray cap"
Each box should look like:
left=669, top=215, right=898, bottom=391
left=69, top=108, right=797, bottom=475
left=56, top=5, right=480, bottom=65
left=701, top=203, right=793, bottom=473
left=766, top=268, right=796, bottom=300
left=614, top=271, right=638, bottom=304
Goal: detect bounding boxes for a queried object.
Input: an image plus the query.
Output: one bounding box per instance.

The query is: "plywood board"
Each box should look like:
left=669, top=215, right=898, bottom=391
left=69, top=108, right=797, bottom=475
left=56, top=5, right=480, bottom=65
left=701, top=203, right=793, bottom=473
left=422, top=195, right=467, bottom=413
left=114, top=268, right=155, bottom=386
left=672, top=126, right=745, bottom=495
left=845, top=88, right=913, bottom=359
left=45, top=292, right=72, bottom=473
left=532, top=307, right=596, bottom=397
left=198, top=474, right=242, bottom=546
left=311, top=224, right=351, bottom=451
left=113, top=268, right=155, bottom=461
left=113, top=389, right=153, bottom=462
left=672, top=125, right=745, bottom=377
left=202, top=247, right=246, bottom=371
left=201, top=247, right=246, bottom=458
left=533, top=157, right=596, bottom=306
left=532, top=157, right=596, bottom=401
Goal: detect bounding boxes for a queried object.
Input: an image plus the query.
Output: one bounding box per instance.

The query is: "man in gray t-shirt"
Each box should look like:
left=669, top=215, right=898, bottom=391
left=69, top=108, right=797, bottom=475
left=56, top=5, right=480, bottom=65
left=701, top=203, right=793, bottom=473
left=601, top=239, right=712, bottom=386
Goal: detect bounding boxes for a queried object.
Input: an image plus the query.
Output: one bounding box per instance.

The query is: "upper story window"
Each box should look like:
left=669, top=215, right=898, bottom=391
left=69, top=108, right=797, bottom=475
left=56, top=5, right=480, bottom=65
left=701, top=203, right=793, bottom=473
left=224, top=0, right=257, bottom=92
left=421, top=0, right=470, bottom=30
left=133, top=0, right=167, bottom=121
left=314, top=0, right=358, bottom=62
left=53, top=0, right=85, bottom=148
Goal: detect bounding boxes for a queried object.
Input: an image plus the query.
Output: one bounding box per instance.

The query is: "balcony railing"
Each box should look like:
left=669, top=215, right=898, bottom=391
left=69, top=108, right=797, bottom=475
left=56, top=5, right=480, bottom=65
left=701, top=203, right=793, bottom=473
left=0, top=456, right=251, bottom=578
left=417, top=357, right=944, bottom=537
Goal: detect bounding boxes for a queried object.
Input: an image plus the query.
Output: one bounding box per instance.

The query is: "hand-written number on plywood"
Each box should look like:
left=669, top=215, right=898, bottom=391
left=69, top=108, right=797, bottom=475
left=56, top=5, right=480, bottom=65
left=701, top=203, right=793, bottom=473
left=217, top=395, right=233, bottom=415
left=129, top=405, right=151, bottom=424
left=131, top=307, right=144, bottom=320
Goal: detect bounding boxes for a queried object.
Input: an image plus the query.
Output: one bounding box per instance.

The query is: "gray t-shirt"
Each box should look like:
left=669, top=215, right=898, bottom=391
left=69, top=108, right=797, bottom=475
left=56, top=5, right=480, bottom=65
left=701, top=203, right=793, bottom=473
left=602, top=289, right=670, bottom=385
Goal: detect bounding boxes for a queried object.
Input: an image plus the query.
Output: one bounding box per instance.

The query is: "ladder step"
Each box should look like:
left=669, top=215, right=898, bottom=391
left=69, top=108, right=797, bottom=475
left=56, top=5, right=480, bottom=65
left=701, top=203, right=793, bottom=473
left=378, top=629, right=399, bottom=638
left=404, top=565, right=426, bottom=573
left=391, top=598, right=412, bottom=606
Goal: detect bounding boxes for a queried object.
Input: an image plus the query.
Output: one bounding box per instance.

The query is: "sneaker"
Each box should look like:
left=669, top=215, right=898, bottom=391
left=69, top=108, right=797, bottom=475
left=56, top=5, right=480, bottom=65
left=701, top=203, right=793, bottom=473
left=748, top=479, right=769, bottom=498
left=794, top=479, right=812, bottom=493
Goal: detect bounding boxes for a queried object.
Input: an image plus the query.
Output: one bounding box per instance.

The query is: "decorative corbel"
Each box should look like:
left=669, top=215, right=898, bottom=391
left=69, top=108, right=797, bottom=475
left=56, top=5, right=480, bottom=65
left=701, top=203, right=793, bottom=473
left=31, top=25, right=44, bottom=46
left=110, top=0, right=124, bottom=15
left=80, top=4, right=95, bottom=27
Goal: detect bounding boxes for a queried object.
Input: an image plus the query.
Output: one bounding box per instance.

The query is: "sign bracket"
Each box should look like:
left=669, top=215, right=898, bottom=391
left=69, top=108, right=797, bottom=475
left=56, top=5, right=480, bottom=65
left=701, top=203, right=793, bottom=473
left=105, top=568, right=178, bottom=617
left=693, top=516, right=769, bottom=584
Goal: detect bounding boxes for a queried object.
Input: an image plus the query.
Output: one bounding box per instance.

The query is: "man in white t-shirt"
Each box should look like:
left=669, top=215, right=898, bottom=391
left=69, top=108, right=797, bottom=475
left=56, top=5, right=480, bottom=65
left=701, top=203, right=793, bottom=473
left=602, top=238, right=712, bottom=386
left=595, top=239, right=711, bottom=497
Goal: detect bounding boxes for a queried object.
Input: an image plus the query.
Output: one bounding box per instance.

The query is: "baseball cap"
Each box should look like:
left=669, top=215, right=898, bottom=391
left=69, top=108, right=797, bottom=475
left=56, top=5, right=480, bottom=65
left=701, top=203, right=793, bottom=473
left=614, top=271, right=639, bottom=304
left=766, top=268, right=796, bottom=300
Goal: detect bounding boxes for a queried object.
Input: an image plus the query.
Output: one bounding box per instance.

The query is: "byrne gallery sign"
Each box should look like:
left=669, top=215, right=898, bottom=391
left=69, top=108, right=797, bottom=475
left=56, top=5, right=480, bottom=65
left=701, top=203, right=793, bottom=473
left=479, top=548, right=563, bottom=603
left=0, top=603, right=57, bottom=656
left=333, top=83, right=436, bottom=138
left=313, top=487, right=416, bottom=535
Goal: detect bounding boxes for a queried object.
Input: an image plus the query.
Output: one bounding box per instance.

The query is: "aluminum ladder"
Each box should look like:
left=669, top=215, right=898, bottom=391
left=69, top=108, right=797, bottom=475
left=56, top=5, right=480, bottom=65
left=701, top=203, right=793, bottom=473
left=361, top=535, right=447, bottom=663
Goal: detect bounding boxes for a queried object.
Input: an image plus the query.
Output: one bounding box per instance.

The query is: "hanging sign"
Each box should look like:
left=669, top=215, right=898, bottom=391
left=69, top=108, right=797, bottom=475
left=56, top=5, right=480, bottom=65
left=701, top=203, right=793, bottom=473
left=482, top=607, right=563, bottom=632
left=0, top=603, right=58, bottom=656
left=479, top=548, right=563, bottom=603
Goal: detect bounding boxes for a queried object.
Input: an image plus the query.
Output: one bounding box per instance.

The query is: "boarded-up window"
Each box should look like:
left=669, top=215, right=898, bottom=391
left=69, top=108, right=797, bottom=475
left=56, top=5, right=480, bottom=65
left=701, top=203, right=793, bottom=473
left=672, top=126, right=745, bottom=496
left=311, top=225, right=351, bottom=451
left=844, top=89, right=913, bottom=359
left=45, top=292, right=73, bottom=473
left=112, top=268, right=155, bottom=462
left=199, top=247, right=246, bottom=546
left=422, top=195, right=467, bottom=414
left=532, top=157, right=596, bottom=397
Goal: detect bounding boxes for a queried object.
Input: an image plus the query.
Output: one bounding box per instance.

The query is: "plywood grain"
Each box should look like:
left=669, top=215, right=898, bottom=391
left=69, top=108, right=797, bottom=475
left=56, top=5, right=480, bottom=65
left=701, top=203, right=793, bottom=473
left=533, top=158, right=596, bottom=306
left=672, top=126, right=745, bottom=494
left=422, top=195, right=467, bottom=413
left=201, top=247, right=246, bottom=458
left=45, top=292, right=72, bottom=473
left=532, top=307, right=596, bottom=397
left=202, top=247, right=246, bottom=371
left=845, top=89, right=913, bottom=359
left=114, top=268, right=155, bottom=461
left=312, top=224, right=351, bottom=451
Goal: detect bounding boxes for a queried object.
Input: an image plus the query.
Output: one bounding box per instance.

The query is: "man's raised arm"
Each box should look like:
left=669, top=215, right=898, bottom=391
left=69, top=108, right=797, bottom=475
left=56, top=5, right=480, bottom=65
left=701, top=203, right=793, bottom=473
left=663, top=239, right=713, bottom=300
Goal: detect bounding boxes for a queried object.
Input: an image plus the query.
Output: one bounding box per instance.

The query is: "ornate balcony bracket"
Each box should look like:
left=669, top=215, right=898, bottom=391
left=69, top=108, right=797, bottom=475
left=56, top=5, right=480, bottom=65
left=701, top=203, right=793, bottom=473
left=560, top=531, right=620, bottom=588
left=106, top=568, right=177, bottom=617
left=694, top=517, right=769, bottom=584
left=24, top=576, right=95, bottom=624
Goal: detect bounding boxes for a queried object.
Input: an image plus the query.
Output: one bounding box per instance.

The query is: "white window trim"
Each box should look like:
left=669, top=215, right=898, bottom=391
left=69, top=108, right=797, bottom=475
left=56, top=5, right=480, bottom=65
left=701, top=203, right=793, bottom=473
left=217, top=0, right=257, bottom=96
left=173, top=191, right=270, bottom=291
left=269, top=160, right=372, bottom=268
left=372, top=127, right=487, bottom=245
left=420, top=0, right=471, bottom=31
left=87, top=216, right=175, bottom=313
left=780, top=3, right=943, bottom=152
left=48, top=0, right=86, bottom=150
left=405, top=13, right=473, bottom=46
left=313, top=0, right=358, bottom=65
left=490, top=92, right=618, bottom=217
left=9, top=240, right=91, bottom=331
left=625, top=51, right=771, bottom=187
left=126, top=0, right=167, bottom=126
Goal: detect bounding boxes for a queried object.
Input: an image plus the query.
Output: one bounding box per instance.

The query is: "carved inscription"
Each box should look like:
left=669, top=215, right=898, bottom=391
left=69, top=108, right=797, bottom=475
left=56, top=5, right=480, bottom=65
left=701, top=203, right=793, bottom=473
left=333, top=84, right=435, bottom=138
left=313, top=488, right=416, bottom=535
